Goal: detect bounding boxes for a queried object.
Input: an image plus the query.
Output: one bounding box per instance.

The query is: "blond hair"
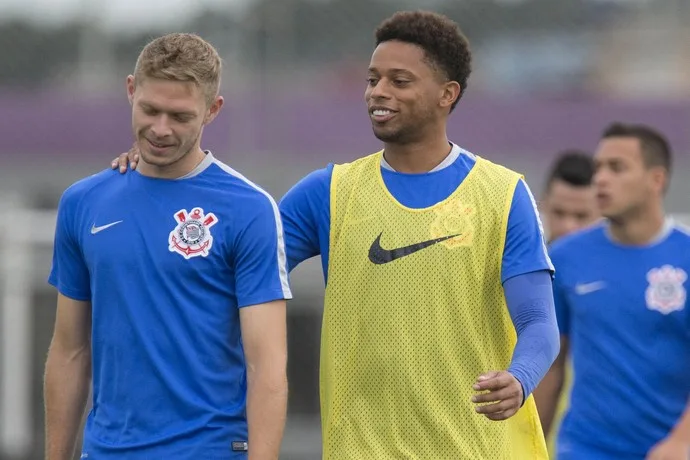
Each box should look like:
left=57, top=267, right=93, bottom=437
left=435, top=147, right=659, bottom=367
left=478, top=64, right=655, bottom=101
left=134, top=33, right=222, bottom=105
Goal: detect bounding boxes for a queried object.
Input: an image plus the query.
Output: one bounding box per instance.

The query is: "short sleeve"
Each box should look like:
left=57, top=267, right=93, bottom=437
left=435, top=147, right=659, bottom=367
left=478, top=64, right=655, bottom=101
left=501, top=179, right=554, bottom=283
left=234, top=193, right=292, bottom=308
left=48, top=191, right=91, bottom=301
left=279, top=165, right=332, bottom=272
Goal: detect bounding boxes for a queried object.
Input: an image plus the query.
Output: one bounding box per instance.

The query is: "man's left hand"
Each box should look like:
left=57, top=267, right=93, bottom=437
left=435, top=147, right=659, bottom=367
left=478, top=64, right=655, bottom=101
left=471, top=370, right=523, bottom=421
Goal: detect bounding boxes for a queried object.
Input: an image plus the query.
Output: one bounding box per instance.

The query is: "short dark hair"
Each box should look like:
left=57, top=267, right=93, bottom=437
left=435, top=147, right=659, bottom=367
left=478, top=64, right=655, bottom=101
left=545, top=150, right=595, bottom=191
left=602, top=122, right=672, bottom=174
left=374, top=10, right=472, bottom=112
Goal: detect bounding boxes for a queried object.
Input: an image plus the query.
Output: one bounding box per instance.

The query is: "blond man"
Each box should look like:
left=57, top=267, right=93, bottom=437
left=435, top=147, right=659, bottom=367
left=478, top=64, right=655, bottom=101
left=44, top=33, right=290, bottom=460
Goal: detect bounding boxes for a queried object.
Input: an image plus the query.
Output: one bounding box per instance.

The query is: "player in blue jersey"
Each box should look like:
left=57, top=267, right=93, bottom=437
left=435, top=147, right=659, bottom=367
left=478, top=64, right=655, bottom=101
left=45, top=33, right=291, bottom=460
left=541, top=122, right=690, bottom=460
left=540, top=150, right=598, bottom=245
left=112, top=11, right=560, bottom=456
left=534, top=150, right=598, bottom=456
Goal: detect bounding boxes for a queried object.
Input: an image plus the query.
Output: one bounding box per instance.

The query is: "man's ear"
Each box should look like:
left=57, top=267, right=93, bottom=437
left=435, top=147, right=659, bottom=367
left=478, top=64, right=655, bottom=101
left=126, top=75, right=136, bottom=105
left=439, top=81, right=461, bottom=111
left=204, top=96, right=224, bottom=125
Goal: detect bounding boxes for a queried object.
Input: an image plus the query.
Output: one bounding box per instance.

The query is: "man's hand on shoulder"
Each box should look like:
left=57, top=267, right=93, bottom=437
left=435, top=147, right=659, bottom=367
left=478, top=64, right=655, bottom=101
left=111, top=144, right=140, bottom=173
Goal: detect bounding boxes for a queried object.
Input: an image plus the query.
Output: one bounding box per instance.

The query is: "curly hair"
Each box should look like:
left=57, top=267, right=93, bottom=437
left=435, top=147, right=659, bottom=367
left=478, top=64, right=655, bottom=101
left=375, top=10, right=472, bottom=111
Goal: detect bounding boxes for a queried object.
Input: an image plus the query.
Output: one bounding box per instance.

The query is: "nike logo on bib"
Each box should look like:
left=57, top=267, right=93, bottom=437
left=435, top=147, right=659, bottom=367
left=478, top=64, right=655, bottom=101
left=368, top=232, right=460, bottom=264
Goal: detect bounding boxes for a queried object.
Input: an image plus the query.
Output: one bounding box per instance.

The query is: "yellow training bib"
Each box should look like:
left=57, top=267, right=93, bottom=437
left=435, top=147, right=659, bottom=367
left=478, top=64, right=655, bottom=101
left=320, top=151, right=548, bottom=459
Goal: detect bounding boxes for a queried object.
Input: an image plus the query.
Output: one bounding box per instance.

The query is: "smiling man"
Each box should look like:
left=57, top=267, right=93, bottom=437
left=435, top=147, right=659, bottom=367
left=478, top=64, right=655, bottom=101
left=274, top=11, right=558, bottom=459
left=112, top=11, right=559, bottom=459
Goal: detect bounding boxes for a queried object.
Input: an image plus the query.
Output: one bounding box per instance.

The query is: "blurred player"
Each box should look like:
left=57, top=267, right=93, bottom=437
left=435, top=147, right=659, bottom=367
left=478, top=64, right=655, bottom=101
left=113, top=11, right=559, bottom=459
left=534, top=150, right=598, bottom=455
left=45, top=33, right=290, bottom=460
left=541, top=150, right=598, bottom=243
left=544, top=122, right=690, bottom=459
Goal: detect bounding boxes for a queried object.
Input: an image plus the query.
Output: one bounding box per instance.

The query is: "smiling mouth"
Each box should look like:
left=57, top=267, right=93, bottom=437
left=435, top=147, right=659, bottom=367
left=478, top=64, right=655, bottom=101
left=370, top=109, right=396, bottom=123
left=147, top=139, right=174, bottom=149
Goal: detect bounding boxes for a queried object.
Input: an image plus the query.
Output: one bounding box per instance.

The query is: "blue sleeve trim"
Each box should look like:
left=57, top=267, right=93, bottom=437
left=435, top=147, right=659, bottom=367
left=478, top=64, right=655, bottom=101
left=48, top=279, right=91, bottom=302
left=237, top=290, right=291, bottom=308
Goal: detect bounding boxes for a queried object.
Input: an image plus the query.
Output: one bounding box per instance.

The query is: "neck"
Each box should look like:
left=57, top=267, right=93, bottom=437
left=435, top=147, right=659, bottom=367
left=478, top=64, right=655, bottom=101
left=382, top=127, right=451, bottom=173
left=138, top=146, right=206, bottom=179
left=607, top=202, right=666, bottom=246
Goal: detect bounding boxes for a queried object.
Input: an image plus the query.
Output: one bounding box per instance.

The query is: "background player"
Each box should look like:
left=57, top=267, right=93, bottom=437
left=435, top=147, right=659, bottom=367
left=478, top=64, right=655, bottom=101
left=45, top=33, right=290, bottom=459
left=543, top=122, right=690, bottom=459
left=534, top=149, right=598, bottom=455
left=112, top=11, right=560, bottom=459
left=540, top=150, right=599, bottom=244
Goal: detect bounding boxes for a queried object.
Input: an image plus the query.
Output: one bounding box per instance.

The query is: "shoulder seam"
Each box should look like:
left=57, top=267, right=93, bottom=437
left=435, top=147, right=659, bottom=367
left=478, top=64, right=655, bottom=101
left=63, top=170, right=118, bottom=211
left=211, top=159, right=292, bottom=298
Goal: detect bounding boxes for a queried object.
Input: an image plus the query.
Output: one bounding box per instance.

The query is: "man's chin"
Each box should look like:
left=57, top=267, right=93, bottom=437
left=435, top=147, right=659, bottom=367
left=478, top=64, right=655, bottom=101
left=372, top=127, right=399, bottom=143
left=138, top=149, right=177, bottom=167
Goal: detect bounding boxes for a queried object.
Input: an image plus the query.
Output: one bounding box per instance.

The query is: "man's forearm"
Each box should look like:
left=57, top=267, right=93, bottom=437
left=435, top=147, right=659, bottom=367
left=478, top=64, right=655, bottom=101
left=533, top=366, right=564, bottom=436
left=503, top=271, right=560, bottom=400
left=246, top=367, right=288, bottom=460
left=44, top=346, right=91, bottom=460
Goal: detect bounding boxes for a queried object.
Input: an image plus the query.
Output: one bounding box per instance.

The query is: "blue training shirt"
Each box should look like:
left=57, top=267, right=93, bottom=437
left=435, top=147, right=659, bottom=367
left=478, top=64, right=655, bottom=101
left=551, top=220, right=690, bottom=459
left=279, top=143, right=558, bottom=398
left=49, top=152, right=291, bottom=459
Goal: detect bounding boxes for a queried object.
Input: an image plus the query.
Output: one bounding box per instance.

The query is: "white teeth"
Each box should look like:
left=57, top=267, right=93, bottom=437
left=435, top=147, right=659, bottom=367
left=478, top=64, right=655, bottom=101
left=373, top=109, right=392, bottom=116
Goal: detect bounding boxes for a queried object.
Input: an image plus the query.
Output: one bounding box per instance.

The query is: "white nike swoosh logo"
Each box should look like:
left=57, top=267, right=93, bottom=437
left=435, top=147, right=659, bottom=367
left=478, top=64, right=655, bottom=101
left=90, top=220, right=123, bottom=234
left=574, top=281, right=606, bottom=295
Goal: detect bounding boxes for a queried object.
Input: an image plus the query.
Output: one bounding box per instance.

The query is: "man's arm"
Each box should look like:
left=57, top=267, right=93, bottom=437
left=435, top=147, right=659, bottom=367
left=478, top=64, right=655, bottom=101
left=473, top=179, right=559, bottom=420
left=504, top=270, right=560, bottom=399
left=533, top=336, right=569, bottom=436
left=44, top=293, right=92, bottom=460
left=645, top=398, right=690, bottom=460
left=233, top=191, right=292, bottom=458
left=668, top=402, right=690, bottom=443
left=46, top=185, right=93, bottom=460
left=240, top=300, right=288, bottom=460
left=533, top=255, right=571, bottom=436
left=472, top=270, right=560, bottom=420
left=278, top=166, right=332, bottom=272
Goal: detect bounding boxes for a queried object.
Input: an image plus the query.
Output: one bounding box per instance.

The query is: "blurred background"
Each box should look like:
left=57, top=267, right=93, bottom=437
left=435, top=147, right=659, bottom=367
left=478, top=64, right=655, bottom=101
left=0, top=0, right=689, bottom=458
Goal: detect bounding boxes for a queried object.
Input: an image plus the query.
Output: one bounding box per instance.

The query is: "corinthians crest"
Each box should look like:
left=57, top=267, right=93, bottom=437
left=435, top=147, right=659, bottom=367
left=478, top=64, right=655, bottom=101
left=645, top=265, right=687, bottom=314
left=168, top=207, right=218, bottom=259
left=429, top=198, right=475, bottom=249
